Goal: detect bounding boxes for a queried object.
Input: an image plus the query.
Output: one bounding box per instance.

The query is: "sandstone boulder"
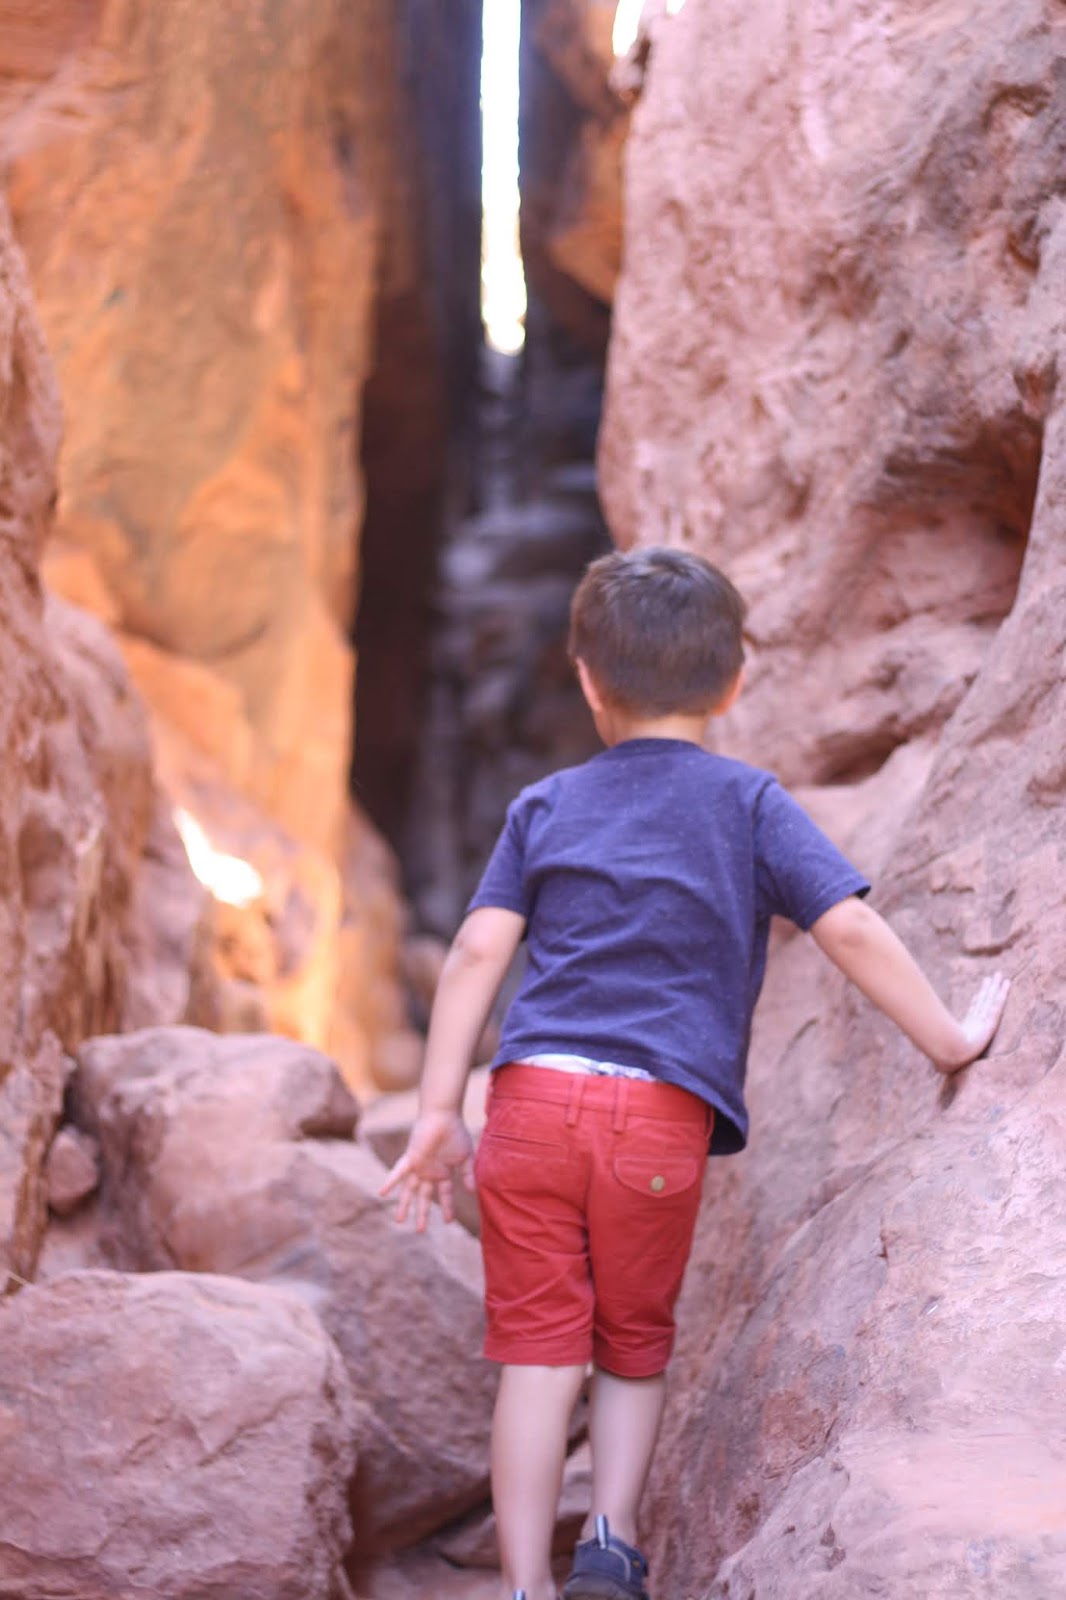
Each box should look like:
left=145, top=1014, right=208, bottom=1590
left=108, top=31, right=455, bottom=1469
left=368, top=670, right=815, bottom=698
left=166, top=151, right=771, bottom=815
left=43, top=1126, right=99, bottom=1216
left=0, top=1269, right=358, bottom=1599
left=69, top=1027, right=497, bottom=1553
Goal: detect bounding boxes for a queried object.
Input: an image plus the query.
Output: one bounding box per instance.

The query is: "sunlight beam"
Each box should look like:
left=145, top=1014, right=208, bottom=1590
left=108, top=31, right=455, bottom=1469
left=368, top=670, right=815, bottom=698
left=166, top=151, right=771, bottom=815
left=481, top=0, right=526, bottom=352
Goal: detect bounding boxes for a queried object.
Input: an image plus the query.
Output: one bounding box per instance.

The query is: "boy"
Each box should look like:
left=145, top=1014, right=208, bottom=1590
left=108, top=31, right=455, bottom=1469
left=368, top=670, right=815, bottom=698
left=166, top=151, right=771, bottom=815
left=381, top=548, right=1009, bottom=1600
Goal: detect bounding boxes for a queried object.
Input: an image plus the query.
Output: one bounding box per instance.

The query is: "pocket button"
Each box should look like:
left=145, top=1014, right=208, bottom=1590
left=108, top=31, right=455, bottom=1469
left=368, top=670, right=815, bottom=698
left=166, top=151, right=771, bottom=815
left=650, top=1174, right=666, bottom=1193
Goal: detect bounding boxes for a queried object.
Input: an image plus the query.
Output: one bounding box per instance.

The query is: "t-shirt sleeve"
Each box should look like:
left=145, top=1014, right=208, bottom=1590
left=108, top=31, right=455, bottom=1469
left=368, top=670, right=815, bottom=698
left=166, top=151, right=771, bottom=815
left=466, top=797, right=531, bottom=918
left=753, top=779, right=871, bottom=930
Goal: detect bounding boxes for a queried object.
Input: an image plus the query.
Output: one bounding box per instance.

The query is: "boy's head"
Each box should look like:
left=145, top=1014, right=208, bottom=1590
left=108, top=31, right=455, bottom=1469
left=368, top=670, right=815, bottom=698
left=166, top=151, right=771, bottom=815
left=568, top=546, right=746, bottom=717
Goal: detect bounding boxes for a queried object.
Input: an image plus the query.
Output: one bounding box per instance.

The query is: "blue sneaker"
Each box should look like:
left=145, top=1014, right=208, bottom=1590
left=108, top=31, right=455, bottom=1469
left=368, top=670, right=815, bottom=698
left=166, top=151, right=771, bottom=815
left=562, top=1515, right=651, bottom=1600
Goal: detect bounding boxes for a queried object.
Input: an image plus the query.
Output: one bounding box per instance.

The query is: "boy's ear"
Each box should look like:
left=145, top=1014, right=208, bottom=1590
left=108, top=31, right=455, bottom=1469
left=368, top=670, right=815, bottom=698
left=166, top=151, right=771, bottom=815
left=711, top=667, right=745, bottom=717
left=574, top=657, right=606, bottom=713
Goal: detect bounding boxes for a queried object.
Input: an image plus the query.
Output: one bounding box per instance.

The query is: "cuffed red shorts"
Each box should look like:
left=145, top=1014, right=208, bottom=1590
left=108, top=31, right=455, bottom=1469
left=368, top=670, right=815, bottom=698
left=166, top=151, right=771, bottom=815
left=474, top=1063, right=713, bottom=1378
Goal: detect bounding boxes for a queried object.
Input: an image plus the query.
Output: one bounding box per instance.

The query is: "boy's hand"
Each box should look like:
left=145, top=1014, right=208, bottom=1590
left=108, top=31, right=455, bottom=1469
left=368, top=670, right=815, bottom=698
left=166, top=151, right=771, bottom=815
left=942, top=970, right=1011, bottom=1074
left=379, top=1110, right=476, bottom=1231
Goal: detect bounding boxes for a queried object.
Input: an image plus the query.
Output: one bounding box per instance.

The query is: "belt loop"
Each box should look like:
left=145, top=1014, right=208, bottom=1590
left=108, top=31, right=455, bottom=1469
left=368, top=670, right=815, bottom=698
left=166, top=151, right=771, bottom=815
left=565, top=1073, right=586, bottom=1128
left=612, top=1076, right=629, bottom=1134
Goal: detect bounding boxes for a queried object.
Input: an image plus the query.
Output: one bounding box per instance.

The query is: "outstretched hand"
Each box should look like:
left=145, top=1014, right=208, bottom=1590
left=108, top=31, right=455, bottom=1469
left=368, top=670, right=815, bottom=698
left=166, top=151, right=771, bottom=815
left=945, top=970, right=1011, bottom=1072
left=379, top=1110, right=476, bottom=1231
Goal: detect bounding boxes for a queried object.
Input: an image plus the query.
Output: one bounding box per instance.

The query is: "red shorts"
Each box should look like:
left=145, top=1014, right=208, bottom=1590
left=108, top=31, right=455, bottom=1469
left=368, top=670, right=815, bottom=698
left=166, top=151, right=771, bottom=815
left=474, top=1063, right=712, bottom=1377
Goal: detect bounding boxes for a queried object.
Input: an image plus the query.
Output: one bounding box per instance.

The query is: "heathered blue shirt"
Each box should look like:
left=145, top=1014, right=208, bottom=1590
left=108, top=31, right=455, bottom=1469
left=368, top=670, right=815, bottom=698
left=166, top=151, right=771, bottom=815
left=468, top=737, right=870, bottom=1155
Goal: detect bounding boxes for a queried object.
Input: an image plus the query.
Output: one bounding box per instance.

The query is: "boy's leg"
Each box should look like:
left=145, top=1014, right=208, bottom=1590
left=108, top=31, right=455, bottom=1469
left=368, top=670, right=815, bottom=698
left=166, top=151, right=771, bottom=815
left=493, top=1361, right=587, bottom=1600
left=588, top=1368, right=667, bottom=1547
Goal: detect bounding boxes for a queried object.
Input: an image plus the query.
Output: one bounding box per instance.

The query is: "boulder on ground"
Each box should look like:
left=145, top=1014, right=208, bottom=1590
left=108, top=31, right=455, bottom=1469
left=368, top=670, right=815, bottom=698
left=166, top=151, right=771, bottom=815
left=70, top=1027, right=497, bottom=1553
left=0, top=1269, right=358, bottom=1600
left=43, top=1125, right=99, bottom=1216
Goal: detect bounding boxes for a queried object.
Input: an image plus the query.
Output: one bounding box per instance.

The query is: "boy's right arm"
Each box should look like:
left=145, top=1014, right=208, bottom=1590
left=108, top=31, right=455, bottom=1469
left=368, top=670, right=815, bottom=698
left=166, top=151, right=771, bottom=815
left=379, top=905, right=525, bottom=1229
left=810, top=896, right=1009, bottom=1071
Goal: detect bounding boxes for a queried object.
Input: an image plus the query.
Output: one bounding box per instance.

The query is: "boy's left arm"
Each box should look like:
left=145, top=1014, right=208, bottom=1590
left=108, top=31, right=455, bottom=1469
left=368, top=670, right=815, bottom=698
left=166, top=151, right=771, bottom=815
left=379, top=905, right=525, bottom=1230
left=810, top=895, right=1009, bottom=1070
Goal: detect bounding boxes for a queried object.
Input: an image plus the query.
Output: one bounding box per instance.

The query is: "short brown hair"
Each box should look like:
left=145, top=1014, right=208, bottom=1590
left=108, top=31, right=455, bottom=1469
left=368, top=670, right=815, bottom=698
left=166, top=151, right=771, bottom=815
left=568, top=546, right=746, bottom=714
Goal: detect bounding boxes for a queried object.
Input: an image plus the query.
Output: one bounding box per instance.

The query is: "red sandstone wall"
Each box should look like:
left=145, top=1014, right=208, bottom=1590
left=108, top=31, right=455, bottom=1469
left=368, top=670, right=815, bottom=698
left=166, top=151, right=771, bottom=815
left=0, top=194, right=162, bottom=1287
left=0, top=0, right=428, bottom=1090
left=601, top=3, right=1066, bottom=1593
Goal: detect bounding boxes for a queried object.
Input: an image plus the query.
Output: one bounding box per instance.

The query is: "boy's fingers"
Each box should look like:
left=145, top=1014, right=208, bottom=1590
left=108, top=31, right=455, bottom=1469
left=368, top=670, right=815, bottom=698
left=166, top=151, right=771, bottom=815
left=394, top=1177, right=415, bottom=1226
left=964, top=971, right=1010, bottom=1058
left=438, top=1179, right=454, bottom=1223
left=378, top=1154, right=411, bottom=1199
left=461, top=1155, right=476, bottom=1192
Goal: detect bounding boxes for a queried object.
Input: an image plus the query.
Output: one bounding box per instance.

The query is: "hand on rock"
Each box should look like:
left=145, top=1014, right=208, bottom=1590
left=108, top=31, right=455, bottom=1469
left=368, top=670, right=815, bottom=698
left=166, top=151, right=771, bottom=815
left=379, top=1110, right=476, bottom=1231
left=942, top=971, right=1011, bottom=1073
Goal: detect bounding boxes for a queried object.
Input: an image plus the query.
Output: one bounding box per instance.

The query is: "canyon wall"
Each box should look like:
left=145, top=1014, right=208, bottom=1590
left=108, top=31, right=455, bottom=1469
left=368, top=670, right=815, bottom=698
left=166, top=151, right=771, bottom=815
left=0, top=193, right=214, bottom=1291
left=0, top=7, right=502, bottom=1590
left=0, top=0, right=442, bottom=1090
left=403, top=0, right=625, bottom=935
left=601, top=2, right=1066, bottom=1594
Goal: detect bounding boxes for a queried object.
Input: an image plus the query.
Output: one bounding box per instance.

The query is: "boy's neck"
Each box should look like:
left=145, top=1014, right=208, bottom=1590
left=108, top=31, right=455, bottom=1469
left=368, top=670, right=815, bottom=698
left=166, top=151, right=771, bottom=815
left=598, top=707, right=710, bottom=748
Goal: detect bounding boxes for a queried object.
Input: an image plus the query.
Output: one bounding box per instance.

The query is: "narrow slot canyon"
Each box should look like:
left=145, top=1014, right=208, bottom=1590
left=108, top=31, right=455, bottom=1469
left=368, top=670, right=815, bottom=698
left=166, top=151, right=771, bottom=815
left=352, top=0, right=617, bottom=944
left=0, top=3, right=1064, bottom=1598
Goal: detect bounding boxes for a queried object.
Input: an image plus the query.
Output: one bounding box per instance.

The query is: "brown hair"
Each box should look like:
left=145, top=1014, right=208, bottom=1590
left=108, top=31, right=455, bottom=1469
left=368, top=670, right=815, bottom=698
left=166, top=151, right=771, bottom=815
left=568, top=546, right=746, bottom=714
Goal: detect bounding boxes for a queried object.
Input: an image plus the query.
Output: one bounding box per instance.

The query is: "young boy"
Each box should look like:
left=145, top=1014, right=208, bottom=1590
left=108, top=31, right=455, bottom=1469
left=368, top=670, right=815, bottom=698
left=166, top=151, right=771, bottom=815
left=381, top=547, right=1009, bottom=1600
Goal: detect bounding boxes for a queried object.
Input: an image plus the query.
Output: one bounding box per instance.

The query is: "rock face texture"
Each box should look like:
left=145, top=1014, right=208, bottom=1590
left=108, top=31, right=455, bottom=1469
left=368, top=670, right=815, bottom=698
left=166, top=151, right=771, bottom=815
left=7, top=0, right=377, bottom=855
left=0, top=196, right=193, bottom=1289
left=406, top=2, right=624, bottom=933
left=521, top=0, right=626, bottom=353
left=3, top=0, right=426, bottom=1089
left=0, top=1269, right=358, bottom=1599
left=68, top=1027, right=497, bottom=1554
left=601, top=0, right=1046, bottom=790
left=600, top=3, right=1066, bottom=1595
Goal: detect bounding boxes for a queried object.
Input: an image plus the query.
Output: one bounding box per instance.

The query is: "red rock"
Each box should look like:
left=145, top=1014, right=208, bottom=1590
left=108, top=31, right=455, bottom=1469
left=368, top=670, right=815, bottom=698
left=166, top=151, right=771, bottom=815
left=138, top=717, right=417, bottom=1094
left=331, top=807, right=426, bottom=1095
left=43, top=1126, right=99, bottom=1216
left=0, top=1269, right=358, bottom=1599
left=521, top=0, right=624, bottom=352
left=4, top=0, right=432, bottom=866
left=0, top=1033, right=67, bottom=1291
left=0, top=196, right=160, bottom=1288
left=435, top=1439, right=592, bottom=1567
left=121, top=794, right=222, bottom=1032
left=601, top=3, right=1066, bottom=1594
left=71, top=1026, right=498, bottom=1553
left=600, top=0, right=1044, bottom=788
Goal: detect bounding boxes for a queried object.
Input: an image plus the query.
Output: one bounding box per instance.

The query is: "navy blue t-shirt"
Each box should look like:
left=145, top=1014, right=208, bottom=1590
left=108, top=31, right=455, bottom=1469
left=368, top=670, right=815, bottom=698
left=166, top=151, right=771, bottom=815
left=468, top=737, right=870, bottom=1155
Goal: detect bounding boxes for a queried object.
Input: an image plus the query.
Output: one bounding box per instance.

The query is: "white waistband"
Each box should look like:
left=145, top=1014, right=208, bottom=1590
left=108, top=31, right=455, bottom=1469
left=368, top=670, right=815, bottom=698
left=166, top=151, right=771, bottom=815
left=519, top=1052, right=656, bottom=1082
